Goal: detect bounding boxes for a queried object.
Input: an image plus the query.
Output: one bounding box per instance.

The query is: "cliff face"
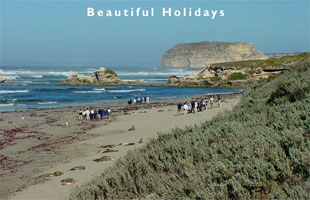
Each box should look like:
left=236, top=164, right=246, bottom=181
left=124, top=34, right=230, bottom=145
left=160, top=41, right=268, bottom=68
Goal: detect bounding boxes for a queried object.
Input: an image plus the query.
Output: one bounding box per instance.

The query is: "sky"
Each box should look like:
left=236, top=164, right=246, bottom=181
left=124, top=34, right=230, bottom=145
left=0, top=0, right=309, bottom=67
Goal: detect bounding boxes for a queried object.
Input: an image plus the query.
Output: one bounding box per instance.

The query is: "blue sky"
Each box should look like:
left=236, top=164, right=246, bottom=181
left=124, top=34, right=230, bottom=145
left=1, top=0, right=309, bottom=67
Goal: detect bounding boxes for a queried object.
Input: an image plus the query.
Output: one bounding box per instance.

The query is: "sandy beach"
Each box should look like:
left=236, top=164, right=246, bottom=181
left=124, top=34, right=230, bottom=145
left=0, top=95, right=241, bottom=200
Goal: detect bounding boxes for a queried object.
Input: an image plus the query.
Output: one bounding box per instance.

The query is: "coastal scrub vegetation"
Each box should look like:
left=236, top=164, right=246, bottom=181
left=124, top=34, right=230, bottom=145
left=228, top=72, right=247, bottom=81
left=105, top=69, right=117, bottom=75
left=71, top=61, right=310, bottom=199
left=214, top=53, right=310, bottom=69
left=209, top=76, right=222, bottom=82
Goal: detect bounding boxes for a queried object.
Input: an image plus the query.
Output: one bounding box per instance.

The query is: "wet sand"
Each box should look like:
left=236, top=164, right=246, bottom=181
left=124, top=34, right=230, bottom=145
left=0, top=94, right=241, bottom=200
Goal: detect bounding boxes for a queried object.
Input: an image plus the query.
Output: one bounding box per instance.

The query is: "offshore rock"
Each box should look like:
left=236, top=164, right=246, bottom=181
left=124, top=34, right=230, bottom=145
left=60, top=67, right=120, bottom=85
left=161, top=41, right=268, bottom=68
left=0, top=75, right=11, bottom=84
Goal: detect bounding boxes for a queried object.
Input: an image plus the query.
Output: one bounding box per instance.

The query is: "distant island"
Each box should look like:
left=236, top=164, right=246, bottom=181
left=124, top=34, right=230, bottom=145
left=160, top=41, right=268, bottom=68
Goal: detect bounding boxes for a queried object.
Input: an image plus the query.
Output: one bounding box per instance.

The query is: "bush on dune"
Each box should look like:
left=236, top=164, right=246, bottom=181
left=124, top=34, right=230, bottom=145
left=71, top=61, right=310, bottom=200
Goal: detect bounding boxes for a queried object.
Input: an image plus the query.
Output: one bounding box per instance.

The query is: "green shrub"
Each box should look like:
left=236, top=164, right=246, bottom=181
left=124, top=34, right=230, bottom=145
left=228, top=72, right=247, bottom=80
left=266, top=74, right=280, bottom=81
left=212, top=53, right=310, bottom=69
left=70, top=61, right=310, bottom=200
left=105, top=69, right=116, bottom=75
left=210, top=76, right=222, bottom=82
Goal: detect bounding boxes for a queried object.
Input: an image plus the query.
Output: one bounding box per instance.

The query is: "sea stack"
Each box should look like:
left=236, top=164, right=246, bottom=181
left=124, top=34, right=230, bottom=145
left=60, top=67, right=120, bottom=85
left=160, top=41, right=268, bottom=68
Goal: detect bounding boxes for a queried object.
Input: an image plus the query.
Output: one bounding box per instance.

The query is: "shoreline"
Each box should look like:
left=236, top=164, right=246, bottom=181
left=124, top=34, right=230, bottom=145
left=0, top=94, right=242, bottom=200
left=0, top=90, right=244, bottom=112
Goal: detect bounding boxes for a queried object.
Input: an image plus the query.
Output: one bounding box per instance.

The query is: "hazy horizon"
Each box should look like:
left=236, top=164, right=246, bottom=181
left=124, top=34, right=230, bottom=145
left=1, top=0, right=309, bottom=67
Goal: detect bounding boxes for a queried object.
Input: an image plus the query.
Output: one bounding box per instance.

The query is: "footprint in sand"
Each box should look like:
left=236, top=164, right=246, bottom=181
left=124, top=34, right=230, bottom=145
left=70, top=166, right=86, bottom=171
left=97, top=149, right=119, bottom=154
left=61, top=178, right=76, bottom=185
left=93, top=156, right=114, bottom=162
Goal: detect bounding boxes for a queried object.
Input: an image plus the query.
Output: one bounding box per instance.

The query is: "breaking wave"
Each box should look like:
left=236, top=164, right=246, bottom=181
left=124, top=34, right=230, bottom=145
left=73, top=91, right=105, bottom=94
left=0, top=103, right=14, bottom=107
left=108, top=89, right=146, bottom=93
left=38, top=101, right=57, bottom=105
left=0, top=90, right=29, bottom=94
left=93, top=88, right=106, bottom=91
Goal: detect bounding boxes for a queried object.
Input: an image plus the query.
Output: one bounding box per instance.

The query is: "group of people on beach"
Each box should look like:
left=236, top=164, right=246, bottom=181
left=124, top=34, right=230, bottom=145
left=177, top=95, right=222, bottom=115
left=78, top=108, right=111, bottom=120
left=128, top=96, right=150, bottom=105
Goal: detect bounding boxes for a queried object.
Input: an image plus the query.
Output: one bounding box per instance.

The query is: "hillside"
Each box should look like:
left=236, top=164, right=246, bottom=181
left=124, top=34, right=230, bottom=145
left=167, top=53, right=310, bottom=88
left=160, top=41, right=267, bottom=68
left=213, top=52, right=310, bottom=69
left=71, top=61, right=310, bottom=199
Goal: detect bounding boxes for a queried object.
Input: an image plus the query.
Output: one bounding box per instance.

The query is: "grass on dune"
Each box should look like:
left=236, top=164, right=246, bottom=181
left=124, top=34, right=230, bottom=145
left=213, top=53, right=310, bottom=69
left=70, top=61, right=310, bottom=199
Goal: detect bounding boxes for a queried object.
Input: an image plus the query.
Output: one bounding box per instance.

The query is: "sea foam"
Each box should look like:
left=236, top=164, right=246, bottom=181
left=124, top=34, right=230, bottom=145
left=73, top=91, right=104, bottom=94
left=0, top=90, right=29, bottom=94
left=38, top=101, right=57, bottom=105
left=93, top=88, right=106, bottom=91
left=0, top=103, right=14, bottom=107
left=107, top=89, right=146, bottom=93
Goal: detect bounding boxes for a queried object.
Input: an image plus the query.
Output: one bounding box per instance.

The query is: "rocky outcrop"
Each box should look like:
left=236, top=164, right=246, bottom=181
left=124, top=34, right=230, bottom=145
left=0, top=75, right=11, bottom=84
left=180, top=66, right=249, bottom=80
left=60, top=67, right=121, bottom=85
left=168, top=65, right=265, bottom=87
left=167, top=62, right=289, bottom=87
left=161, top=41, right=268, bottom=68
left=168, top=75, right=212, bottom=87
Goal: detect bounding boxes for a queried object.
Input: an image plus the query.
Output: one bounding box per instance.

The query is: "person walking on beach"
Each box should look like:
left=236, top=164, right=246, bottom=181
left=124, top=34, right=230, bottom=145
left=146, top=96, right=150, bottom=104
left=200, top=99, right=205, bottom=111
left=194, top=100, right=198, bottom=113
left=94, top=109, right=98, bottom=119
left=183, top=102, right=188, bottom=115
left=137, top=97, right=142, bottom=104
left=217, top=95, right=222, bottom=107
left=128, top=99, right=133, bottom=105
left=107, top=107, right=111, bottom=119
left=100, top=108, right=106, bottom=119
left=205, top=98, right=209, bottom=108
left=90, top=108, right=94, bottom=120
left=177, top=103, right=182, bottom=115
left=191, top=100, right=195, bottom=113
left=98, top=108, right=101, bottom=119
left=187, top=102, right=192, bottom=113
left=82, top=109, right=86, bottom=120
left=78, top=109, right=83, bottom=121
left=85, top=108, right=90, bottom=120
left=210, top=96, right=214, bottom=109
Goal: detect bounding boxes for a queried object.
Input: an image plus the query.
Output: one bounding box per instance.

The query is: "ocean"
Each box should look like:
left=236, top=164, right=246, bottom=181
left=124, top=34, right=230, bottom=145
left=0, top=66, right=243, bottom=110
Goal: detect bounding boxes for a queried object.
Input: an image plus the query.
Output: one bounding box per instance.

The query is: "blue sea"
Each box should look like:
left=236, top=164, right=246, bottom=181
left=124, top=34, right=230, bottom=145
left=0, top=66, right=243, bottom=110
